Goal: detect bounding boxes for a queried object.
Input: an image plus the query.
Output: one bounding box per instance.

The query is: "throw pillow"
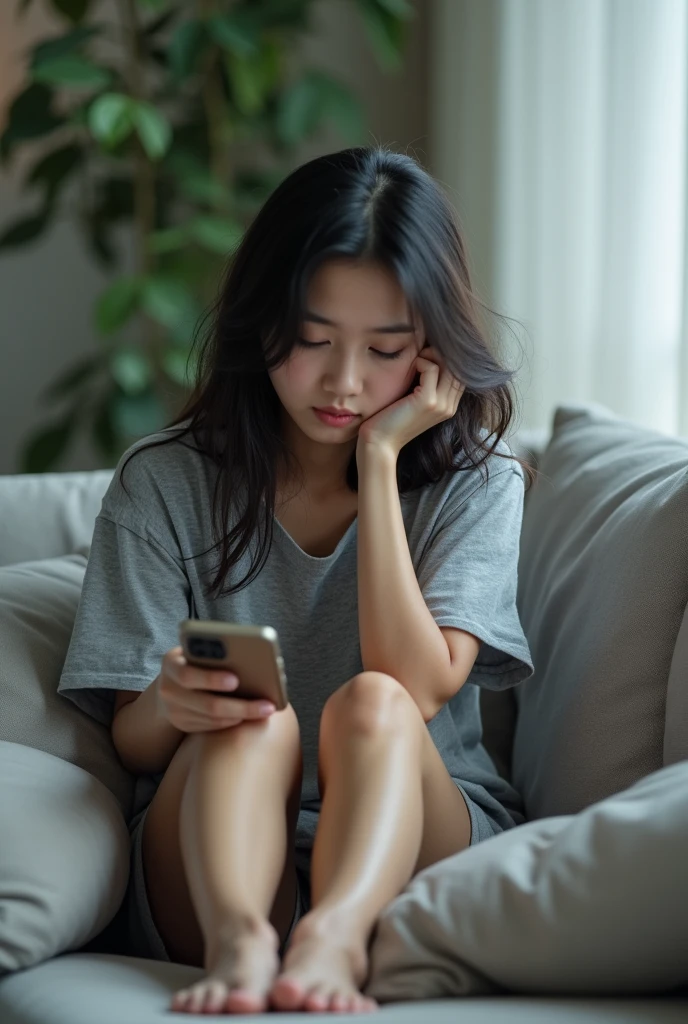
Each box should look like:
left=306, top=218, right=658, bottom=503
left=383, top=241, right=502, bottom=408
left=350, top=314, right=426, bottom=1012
left=364, top=759, right=688, bottom=1000
left=0, top=553, right=133, bottom=816
left=0, top=741, right=129, bottom=975
left=513, top=402, right=688, bottom=817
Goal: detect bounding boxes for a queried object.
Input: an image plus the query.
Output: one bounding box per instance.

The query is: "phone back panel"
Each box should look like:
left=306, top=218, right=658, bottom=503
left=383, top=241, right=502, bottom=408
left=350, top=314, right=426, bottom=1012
left=179, top=620, right=288, bottom=709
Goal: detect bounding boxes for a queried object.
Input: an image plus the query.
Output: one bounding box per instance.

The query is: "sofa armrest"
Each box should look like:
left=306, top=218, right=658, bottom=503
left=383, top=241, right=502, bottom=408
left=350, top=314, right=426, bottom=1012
left=0, top=470, right=114, bottom=567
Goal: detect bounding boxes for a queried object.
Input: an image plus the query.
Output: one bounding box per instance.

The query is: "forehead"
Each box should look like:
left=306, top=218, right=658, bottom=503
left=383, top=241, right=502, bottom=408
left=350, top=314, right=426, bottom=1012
left=305, top=259, right=412, bottom=322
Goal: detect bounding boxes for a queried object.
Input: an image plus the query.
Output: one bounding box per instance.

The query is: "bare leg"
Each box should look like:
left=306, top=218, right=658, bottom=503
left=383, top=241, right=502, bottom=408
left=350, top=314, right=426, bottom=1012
left=141, top=703, right=302, bottom=1015
left=269, top=672, right=471, bottom=1013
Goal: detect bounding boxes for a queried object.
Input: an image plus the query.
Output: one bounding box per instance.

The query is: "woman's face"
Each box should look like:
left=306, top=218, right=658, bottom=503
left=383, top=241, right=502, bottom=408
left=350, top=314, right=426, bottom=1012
left=268, top=258, right=425, bottom=445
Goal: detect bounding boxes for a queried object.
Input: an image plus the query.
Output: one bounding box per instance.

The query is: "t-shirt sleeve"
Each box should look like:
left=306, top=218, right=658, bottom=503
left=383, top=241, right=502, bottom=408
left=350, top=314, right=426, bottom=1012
left=417, top=463, right=534, bottom=691
left=57, top=458, right=193, bottom=728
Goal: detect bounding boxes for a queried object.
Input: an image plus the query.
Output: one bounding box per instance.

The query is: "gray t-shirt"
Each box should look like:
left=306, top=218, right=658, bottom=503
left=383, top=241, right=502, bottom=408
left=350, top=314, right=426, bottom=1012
left=58, top=423, right=534, bottom=868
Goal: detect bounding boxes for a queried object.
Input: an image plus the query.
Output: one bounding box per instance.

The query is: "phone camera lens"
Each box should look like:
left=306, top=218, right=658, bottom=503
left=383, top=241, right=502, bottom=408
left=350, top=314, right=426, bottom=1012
left=188, top=638, right=226, bottom=660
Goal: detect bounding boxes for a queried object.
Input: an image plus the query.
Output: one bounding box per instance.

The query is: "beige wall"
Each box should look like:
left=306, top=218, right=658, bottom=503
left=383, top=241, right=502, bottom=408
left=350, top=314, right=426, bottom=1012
left=0, top=0, right=430, bottom=473
left=429, top=0, right=501, bottom=307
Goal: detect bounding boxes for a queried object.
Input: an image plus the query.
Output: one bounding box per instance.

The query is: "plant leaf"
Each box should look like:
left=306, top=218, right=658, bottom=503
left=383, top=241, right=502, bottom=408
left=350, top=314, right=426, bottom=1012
left=373, top=0, right=414, bottom=17
left=162, top=345, right=196, bottom=387
left=315, top=74, right=365, bottom=142
left=20, top=407, right=79, bottom=473
left=206, top=12, right=260, bottom=56
left=147, top=225, right=190, bottom=254
left=90, top=392, right=121, bottom=462
left=26, top=143, right=84, bottom=201
left=111, top=389, right=168, bottom=438
left=188, top=215, right=244, bottom=253
left=28, top=24, right=104, bottom=64
left=137, top=0, right=172, bottom=12
left=226, top=52, right=266, bottom=116
left=32, top=55, right=113, bottom=90
left=50, top=0, right=91, bottom=24
left=39, top=352, right=102, bottom=403
left=275, top=73, right=321, bottom=145
left=176, top=169, right=231, bottom=209
left=0, top=204, right=52, bottom=249
left=355, top=0, right=407, bottom=70
left=140, top=274, right=200, bottom=331
left=130, top=101, right=172, bottom=160
left=168, top=18, right=208, bottom=81
left=109, top=348, right=152, bottom=394
left=95, top=275, right=141, bottom=335
left=0, top=84, right=64, bottom=164
left=87, top=92, right=133, bottom=147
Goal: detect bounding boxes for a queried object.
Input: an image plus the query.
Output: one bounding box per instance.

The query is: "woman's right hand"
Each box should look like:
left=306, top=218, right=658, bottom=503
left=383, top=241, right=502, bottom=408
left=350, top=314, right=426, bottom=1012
left=156, top=646, right=276, bottom=733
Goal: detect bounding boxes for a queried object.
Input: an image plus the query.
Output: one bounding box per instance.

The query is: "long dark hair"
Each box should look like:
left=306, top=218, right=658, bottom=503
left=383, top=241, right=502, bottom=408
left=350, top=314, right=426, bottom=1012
left=120, top=146, right=536, bottom=599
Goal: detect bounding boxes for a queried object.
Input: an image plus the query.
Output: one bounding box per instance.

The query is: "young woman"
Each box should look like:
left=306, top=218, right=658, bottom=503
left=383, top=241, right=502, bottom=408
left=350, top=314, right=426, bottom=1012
left=58, top=147, right=535, bottom=1016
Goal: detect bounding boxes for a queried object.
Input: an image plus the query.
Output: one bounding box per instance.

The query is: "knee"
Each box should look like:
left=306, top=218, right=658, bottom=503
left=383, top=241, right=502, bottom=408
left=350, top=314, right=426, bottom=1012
left=323, top=671, right=415, bottom=736
left=186, top=699, right=301, bottom=755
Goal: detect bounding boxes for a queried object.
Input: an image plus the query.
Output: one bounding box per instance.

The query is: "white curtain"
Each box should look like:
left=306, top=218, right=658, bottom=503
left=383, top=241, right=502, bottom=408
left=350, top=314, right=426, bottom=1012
left=431, top=0, right=688, bottom=437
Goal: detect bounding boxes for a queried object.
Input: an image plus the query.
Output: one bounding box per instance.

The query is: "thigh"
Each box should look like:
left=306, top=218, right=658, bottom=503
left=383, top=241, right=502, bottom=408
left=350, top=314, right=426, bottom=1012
left=141, top=707, right=302, bottom=967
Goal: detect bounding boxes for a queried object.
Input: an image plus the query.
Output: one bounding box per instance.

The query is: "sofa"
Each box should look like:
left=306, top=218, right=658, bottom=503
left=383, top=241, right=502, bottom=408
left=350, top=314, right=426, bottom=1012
left=0, top=401, right=687, bottom=1024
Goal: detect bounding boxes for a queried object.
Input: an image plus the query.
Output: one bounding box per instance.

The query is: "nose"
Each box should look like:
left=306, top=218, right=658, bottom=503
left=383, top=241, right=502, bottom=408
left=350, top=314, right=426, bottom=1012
left=322, top=349, right=364, bottom=396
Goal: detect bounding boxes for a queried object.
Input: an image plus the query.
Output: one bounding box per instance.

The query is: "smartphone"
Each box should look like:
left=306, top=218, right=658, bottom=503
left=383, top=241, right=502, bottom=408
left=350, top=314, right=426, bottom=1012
left=178, top=619, right=289, bottom=710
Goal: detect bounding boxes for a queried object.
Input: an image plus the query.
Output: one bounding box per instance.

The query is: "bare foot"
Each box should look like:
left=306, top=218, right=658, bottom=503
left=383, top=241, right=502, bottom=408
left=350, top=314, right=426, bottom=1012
left=170, top=917, right=281, bottom=1015
left=269, top=912, right=379, bottom=1014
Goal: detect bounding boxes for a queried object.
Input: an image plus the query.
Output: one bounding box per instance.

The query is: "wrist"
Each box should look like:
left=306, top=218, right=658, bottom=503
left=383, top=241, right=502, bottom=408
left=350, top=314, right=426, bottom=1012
left=356, top=440, right=398, bottom=470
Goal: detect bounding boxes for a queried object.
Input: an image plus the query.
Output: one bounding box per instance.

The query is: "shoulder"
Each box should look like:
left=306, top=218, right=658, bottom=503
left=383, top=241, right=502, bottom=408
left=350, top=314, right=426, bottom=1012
left=409, top=432, right=523, bottom=513
left=102, top=418, right=213, bottom=527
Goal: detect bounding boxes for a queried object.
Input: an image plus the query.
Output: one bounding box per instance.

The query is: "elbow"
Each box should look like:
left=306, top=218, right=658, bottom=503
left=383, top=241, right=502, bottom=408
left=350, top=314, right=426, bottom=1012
left=421, top=672, right=469, bottom=723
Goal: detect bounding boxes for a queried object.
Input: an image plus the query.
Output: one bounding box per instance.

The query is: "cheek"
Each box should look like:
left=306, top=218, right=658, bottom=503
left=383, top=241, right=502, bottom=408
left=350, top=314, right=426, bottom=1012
left=271, top=357, right=312, bottom=397
left=375, top=362, right=417, bottom=404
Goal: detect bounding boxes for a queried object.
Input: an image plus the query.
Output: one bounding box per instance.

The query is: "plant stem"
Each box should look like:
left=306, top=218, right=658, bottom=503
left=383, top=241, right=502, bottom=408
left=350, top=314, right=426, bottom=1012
left=120, top=0, right=179, bottom=419
left=198, top=0, right=233, bottom=197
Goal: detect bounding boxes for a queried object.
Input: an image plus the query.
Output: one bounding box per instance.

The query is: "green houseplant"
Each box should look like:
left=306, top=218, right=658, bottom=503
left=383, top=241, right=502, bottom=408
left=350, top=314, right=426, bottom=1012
left=1, top=0, right=413, bottom=472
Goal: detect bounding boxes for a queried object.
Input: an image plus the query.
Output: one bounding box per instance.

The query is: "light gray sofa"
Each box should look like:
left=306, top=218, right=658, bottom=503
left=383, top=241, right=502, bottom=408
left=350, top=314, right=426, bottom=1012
left=1, top=401, right=687, bottom=1024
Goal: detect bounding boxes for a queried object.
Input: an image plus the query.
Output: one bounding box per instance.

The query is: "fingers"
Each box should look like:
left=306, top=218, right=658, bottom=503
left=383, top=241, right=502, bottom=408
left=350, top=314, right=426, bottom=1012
left=168, top=646, right=233, bottom=691
left=162, top=647, right=275, bottom=726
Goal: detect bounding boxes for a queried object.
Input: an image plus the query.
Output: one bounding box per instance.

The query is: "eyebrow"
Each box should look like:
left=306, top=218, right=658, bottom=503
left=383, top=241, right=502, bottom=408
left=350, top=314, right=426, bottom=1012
left=304, top=311, right=416, bottom=334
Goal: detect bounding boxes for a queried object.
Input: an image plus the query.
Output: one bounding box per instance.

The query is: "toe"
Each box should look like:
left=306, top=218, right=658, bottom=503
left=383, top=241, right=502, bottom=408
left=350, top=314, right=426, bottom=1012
left=304, top=985, right=329, bottom=1011
left=202, top=981, right=228, bottom=1013
left=331, top=992, right=348, bottom=1012
left=270, top=976, right=303, bottom=1011
left=225, top=987, right=264, bottom=1014
left=186, top=986, right=206, bottom=1015
left=170, top=988, right=191, bottom=1013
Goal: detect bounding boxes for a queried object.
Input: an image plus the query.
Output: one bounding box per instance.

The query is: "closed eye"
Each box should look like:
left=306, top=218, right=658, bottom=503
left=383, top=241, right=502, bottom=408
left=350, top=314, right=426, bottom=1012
left=296, top=338, right=403, bottom=361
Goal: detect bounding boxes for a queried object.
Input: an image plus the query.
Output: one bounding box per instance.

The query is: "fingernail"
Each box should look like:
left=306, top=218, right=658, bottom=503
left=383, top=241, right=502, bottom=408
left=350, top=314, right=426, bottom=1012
left=223, top=675, right=238, bottom=688
left=258, top=702, right=275, bottom=714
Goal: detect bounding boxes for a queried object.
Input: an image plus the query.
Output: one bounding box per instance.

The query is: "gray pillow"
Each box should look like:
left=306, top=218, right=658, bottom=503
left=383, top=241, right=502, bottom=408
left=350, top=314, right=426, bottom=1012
left=0, top=553, right=133, bottom=817
left=512, top=402, right=688, bottom=818
left=0, top=741, right=129, bottom=975
left=364, top=759, right=688, bottom=1001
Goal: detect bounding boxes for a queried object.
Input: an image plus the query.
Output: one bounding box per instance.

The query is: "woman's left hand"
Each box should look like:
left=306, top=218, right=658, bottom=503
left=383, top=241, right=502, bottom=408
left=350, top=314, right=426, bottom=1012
left=356, top=344, right=466, bottom=459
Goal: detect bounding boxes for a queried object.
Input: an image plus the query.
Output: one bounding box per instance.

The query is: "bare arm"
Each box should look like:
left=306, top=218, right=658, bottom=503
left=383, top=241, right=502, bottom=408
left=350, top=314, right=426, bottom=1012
left=111, top=679, right=185, bottom=776
left=356, top=444, right=480, bottom=722
left=110, top=647, right=280, bottom=776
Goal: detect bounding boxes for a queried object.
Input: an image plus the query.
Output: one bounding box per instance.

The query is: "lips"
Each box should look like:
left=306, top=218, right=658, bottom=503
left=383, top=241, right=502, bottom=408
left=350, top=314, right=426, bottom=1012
left=315, top=407, right=357, bottom=416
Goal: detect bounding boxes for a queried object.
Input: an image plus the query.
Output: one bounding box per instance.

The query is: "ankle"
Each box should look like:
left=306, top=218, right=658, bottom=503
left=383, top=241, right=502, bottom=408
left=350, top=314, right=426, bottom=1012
left=293, top=905, right=368, bottom=949
left=205, top=911, right=279, bottom=961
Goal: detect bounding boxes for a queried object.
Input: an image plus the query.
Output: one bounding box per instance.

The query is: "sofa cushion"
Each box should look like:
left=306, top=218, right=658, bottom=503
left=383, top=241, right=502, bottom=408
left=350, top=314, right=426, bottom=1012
left=512, top=402, right=688, bottom=818
left=364, top=760, right=688, bottom=1001
left=1, top=956, right=685, bottom=1024
left=0, top=553, right=133, bottom=816
left=0, top=741, right=130, bottom=976
left=0, top=469, right=113, bottom=568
